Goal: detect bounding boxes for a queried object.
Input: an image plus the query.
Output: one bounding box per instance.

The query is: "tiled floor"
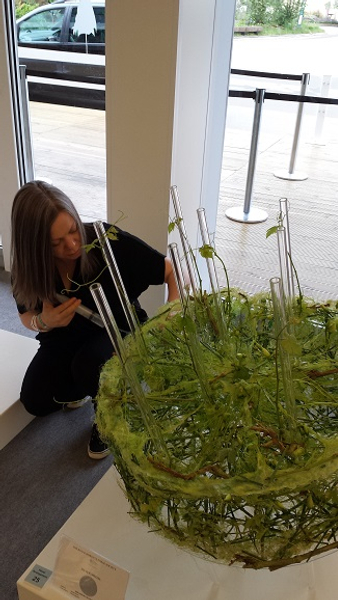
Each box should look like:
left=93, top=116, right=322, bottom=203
left=215, top=101, right=338, bottom=302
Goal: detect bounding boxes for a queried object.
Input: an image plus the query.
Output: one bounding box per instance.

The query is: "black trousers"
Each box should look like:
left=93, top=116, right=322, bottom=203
left=20, top=330, right=113, bottom=417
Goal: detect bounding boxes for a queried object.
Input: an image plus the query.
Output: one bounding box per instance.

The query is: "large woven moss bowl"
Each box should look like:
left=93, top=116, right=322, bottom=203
left=96, top=290, right=338, bottom=569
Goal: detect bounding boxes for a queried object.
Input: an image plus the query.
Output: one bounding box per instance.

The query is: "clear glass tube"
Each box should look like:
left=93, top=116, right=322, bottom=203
left=270, top=277, right=296, bottom=427
left=93, top=220, right=139, bottom=335
left=168, top=242, right=187, bottom=303
left=90, top=282, right=166, bottom=455
left=197, top=207, right=220, bottom=296
left=197, top=207, right=227, bottom=341
left=90, top=282, right=127, bottom=363
left=277, top=226, right=292, bottom=301
left=270, top=276, right=287, bottom=339
left=170, top=185, right=198, bottom=295
left=279, top=198, right=295, bottom=297
left=169, top=244, right=212, bottom=404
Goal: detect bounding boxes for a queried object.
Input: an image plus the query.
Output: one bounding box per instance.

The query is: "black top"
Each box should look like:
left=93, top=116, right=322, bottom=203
left=16, top=223, right=166, bottom=343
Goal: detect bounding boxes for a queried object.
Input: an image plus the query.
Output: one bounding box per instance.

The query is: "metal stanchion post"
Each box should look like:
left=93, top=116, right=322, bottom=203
left=274, top=72, right=310, bottom=181
left=19, top=65, right=35, bottom=182
left=225, top=88, right=268, bottom=223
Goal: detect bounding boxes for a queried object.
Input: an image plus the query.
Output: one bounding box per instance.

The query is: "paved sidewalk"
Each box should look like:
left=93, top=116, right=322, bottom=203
left=30, top=102, right=107, bottom=222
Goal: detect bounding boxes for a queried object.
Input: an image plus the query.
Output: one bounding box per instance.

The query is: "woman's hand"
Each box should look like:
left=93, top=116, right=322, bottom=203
left=164, top=257, right=180, bottom=302
left=20, top=297, right=82, bottom=332
left=41, top=297, right=82, bottom=329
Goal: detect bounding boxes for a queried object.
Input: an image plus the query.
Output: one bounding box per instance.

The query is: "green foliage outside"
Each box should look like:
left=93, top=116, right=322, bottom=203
left=274, top=0, right=304, bottom=26
left=235, top=0, right=324, bottom=34
left=16, top=2, right=38, bottom=19
left=250, top=0, right=272, bottom=24
left=15, top=1, right=54, bottom=19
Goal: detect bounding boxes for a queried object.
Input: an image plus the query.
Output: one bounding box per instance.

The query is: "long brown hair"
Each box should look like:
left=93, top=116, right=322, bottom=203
left=11, top=180, right=96, bottom=309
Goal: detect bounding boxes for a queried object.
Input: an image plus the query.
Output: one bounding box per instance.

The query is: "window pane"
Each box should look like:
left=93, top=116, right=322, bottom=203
left=18, top=8, right=65, bottom=43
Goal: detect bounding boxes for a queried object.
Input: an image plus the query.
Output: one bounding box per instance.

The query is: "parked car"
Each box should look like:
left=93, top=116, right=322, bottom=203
left=17, top=0, right=105, bottom=55
left=17, top=1, right=105, bottom=107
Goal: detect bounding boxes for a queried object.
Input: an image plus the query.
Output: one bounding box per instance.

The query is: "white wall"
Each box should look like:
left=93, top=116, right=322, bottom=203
left=105, top=0, right=179, bottom=256
left=171, top=0, right=235, bottom=284
left=106, top=0, right=236, bottom=312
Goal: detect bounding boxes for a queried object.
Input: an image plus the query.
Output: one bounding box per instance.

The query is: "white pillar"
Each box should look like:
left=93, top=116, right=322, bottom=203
left=105, top=0, right=179, bottom=249
left=171, top=0, right=235, bottom=284
left=105, top=0, right=235, bottom=313
left=0, top=0, right=21, bottom=270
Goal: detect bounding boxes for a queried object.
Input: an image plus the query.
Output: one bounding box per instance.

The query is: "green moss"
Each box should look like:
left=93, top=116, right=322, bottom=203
left=96, top=290, right=338, bottom=569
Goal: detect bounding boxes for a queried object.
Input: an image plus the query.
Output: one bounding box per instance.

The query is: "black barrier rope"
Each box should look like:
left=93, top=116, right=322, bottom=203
left=229, top=89, right=338, bottom=105
left=25, top=65, right=338, bottom=110
left=231, top=68, right=302, bottom=81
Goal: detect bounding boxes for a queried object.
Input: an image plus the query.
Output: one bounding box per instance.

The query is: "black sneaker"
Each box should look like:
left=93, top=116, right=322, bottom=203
left=88, top=423, right=110, bottom=460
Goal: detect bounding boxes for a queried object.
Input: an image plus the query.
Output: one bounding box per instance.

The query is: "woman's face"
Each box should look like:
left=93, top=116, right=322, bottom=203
left=51, top=211, right=82, bottom=261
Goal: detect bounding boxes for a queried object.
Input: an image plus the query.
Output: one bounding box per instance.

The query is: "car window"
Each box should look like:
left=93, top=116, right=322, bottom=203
left=68, top=7, right=105, bottom=45
left=18, top=8, right=65, bottom=43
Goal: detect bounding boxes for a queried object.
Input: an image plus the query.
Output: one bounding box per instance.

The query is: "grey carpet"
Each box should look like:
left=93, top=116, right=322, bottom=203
left=0, top=269, right=36, bottom=338
left=0, top=402, right=114, bottom=600
left=0, top=271, right=114, bottom=599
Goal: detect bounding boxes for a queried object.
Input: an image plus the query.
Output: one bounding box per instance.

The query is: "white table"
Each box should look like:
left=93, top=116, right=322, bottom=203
left=0, top=329, right=38, bottom=449
left=17, top=466, right=338, bottom=600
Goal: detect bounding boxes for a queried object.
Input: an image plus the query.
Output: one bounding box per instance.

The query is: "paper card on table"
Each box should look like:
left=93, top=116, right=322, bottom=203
left=50, top=535, right=129, bottom=600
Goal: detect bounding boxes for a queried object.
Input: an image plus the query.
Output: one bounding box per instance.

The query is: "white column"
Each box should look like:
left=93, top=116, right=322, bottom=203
left=105, top=0, right=235, bottom=313
left=171, top=1, right=235, bottom=260
left=0, top=0, right=21, bottom=270
left=105, top=0, right=179, bottom=249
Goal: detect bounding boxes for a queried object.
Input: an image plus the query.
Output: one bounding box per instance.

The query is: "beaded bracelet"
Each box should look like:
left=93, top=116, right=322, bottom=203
left=37, top=313, right=50, bottom=331
left=30, top=314, right=40, bottom=332
left=30, top=313, right=50, bottom=333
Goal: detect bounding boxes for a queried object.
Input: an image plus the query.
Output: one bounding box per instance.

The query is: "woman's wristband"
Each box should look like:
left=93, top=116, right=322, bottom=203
left=30, top=313, right=51, bottom=332
left=37, top=313, right=50, bottom=330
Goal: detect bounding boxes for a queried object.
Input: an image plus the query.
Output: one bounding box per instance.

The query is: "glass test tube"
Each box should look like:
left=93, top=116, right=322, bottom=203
left=270, top=276, right=296, bottom=425
left=197, top=207, right=220, bottom=296
left=170, top=185, right=198, bottom=295
left=279, top=198, right=295, bottom=297
left=168, top=242, right=187, bottom=304
left=197, top=207, right=227, bottom=341
left=277, top=226, right=292, bottom=301
left=94, top=220, right=139, bottom=335
left=90, top=282, right=166, bottom=455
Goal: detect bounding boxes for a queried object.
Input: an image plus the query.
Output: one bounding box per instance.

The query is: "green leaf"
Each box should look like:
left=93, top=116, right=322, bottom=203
left=83, top=242, right=97, bottom=253
left=180, top=314, right=196, bottom=334
left=106, top=225, right=119, bottom=241
left=266, top=225, right=279, bottom=239
left=199, top=244, right=214, bottom=259
left=168, top=218, right=183, bottom=234
left=280, top=334, right=302, bottom=356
